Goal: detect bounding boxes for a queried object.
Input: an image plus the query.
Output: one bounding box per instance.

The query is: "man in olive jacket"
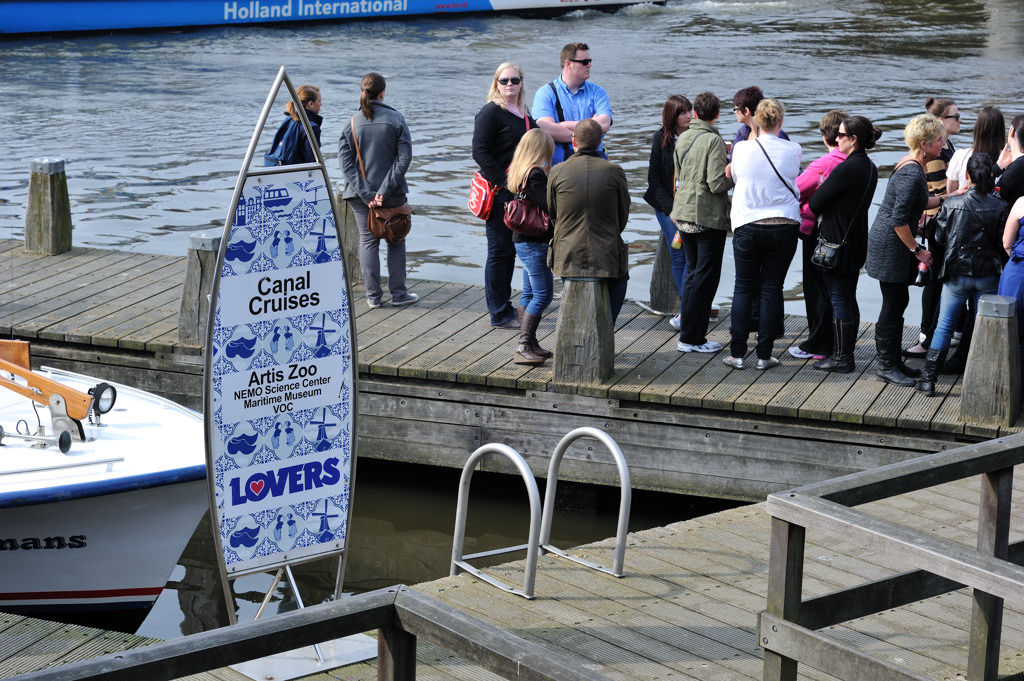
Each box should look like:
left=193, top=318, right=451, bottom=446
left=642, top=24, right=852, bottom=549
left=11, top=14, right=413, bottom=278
left=547, top=118, right=631, bottom=321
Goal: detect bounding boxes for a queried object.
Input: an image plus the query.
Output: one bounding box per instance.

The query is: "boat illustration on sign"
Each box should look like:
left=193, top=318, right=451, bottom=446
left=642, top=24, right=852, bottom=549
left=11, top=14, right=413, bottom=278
left=263, top=187, right=291, bottom=208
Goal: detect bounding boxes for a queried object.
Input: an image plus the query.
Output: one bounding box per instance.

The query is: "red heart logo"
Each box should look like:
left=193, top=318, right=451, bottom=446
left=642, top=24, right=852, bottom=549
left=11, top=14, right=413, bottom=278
left=249, top=480, right=265, bottom=495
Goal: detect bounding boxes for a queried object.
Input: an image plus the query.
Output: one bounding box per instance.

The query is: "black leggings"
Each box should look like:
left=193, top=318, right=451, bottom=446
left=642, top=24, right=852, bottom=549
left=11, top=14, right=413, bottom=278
left=877, top=281, right=911, bottom=327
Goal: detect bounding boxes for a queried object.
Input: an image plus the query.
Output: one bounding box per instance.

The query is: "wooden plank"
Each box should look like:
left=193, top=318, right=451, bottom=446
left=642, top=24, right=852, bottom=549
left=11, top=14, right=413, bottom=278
left=361, top=282, right=473, bottom=374
left=796, top=321, right=873, bottom=421
left=5, top=253, right=164, bottom=337
left=37, top=260, right=185, bottom=342
left=63, top=284, right=181, bottom=346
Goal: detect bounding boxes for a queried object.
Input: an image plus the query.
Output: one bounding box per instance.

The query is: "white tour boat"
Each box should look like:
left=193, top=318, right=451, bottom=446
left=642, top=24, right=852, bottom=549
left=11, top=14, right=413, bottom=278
left=0, top=341, right=207, bottom=632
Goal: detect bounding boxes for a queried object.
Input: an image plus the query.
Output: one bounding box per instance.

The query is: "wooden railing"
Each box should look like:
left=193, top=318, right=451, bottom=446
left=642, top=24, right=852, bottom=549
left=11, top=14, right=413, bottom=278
left=10, top=585, right=611, bottom=681
left=760, top=433, right=1024, bottom=681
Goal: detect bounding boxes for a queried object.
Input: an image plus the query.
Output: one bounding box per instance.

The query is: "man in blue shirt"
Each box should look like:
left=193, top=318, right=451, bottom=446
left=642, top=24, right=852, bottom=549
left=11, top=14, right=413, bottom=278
left=532, top=42, right=613, bottom=165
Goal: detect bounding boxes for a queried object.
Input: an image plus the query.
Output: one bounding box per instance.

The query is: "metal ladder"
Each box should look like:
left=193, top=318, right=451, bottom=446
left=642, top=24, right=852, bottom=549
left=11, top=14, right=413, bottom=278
left=450, top=427, right=631, bottom=599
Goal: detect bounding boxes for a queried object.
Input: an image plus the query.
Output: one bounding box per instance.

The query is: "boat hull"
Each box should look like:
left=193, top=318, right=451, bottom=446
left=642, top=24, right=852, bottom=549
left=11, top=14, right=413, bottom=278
left=1, top=0, right=651, bottom=35
left=0, top=479, right=208, bottom=629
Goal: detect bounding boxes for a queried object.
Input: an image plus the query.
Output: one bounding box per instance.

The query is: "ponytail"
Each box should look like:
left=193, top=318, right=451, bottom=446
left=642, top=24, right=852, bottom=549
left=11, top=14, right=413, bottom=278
left=966, top=152, right=996, bottom=195
left=359, top=72, right=386, bottom=121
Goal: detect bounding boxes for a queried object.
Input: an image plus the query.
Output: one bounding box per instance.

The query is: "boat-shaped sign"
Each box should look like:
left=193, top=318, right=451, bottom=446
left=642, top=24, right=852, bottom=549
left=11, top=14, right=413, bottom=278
left=205, top=68, right=356, bottom=589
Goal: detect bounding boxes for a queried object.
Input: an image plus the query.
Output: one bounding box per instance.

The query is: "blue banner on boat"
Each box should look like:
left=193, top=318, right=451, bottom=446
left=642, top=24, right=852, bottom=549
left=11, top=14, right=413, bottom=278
left=0, top=0, right=648, bottom=34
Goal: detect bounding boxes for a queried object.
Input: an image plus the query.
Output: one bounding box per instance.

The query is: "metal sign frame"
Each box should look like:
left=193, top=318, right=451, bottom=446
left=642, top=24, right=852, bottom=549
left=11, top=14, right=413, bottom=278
left=204, top=66, right=358, bottom=625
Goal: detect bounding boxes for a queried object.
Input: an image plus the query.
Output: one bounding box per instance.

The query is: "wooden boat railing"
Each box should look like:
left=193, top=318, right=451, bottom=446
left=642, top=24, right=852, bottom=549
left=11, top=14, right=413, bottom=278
left=761, top=432, right=1024, bottom=681
left=9, top=584, right=612, bottom=681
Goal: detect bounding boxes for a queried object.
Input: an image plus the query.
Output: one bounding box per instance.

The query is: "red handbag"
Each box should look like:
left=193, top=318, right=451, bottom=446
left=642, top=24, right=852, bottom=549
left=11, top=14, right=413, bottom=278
left=468, top=171, right=498, bottom=220
left=503, top=179, right=549, bottom=237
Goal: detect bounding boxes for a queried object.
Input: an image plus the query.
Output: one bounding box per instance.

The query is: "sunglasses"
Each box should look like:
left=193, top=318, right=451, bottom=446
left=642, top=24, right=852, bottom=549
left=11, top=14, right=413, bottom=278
left=943, top=113, right=961, bottom=121
left=497, top=77, right=521, bottom=85
left=568, top=58, right=592, bottom=66
left=835, top=132, right=853, bottom=138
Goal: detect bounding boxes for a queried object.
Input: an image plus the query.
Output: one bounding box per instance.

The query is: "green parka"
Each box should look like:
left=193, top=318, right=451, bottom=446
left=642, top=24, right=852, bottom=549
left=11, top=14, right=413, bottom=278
left=669, top=119, right=733, bottom=231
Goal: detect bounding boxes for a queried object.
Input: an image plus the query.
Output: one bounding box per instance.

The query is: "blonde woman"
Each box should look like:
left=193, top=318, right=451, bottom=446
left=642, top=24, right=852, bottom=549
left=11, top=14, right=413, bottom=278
left=472, top=62, right=536, bottom=328
left=865, top=113, right=946, bottom=385
left=506, top=128, right=555, bottom=365
left=722, top=98, right=802, bottom=370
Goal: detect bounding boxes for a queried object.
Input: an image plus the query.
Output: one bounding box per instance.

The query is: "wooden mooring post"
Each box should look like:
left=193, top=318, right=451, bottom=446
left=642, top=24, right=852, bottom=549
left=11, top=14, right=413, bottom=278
left=962, top=295, right=1020, bottom=427
left=178, top=233, right=221, bottom=346
left=553, top=278, right=614, bottom=383
left=649, top=236, right=679, bottom=314
left=25, top=157, right=72, bottom=255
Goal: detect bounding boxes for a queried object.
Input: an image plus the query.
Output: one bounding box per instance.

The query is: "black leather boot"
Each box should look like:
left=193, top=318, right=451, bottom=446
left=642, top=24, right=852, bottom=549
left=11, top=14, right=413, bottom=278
left=916, top=347, right=947, bottom=396
left=813, top=318, right=857, bottom=373
left=514, top=312, right=546, bottom=365
left=894, top=318, right=921, bottom=378
left=874, top=323, right=916, bottom=386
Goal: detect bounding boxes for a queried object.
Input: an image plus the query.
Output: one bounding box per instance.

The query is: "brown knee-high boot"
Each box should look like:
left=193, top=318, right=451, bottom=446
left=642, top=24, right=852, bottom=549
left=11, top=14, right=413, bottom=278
left=514, top=312, right=546, bottom=365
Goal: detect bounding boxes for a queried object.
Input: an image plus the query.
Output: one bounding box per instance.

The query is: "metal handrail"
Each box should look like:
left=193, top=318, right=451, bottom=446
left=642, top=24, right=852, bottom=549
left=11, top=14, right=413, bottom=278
left=540, top=427, right=631, bottom=577
left=450, top=443, right=541, bottom=599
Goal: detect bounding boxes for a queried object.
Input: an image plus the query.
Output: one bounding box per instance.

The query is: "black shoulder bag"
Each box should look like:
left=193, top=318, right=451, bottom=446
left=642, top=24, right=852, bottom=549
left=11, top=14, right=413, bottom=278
left=811, top=166, right=875, bottom=271
left=548, top=82, right=573, bottom=161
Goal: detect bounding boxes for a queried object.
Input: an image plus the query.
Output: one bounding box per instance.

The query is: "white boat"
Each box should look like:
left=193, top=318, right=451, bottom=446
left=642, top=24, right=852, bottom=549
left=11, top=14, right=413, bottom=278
left=0, top=342, right=207, bottom=632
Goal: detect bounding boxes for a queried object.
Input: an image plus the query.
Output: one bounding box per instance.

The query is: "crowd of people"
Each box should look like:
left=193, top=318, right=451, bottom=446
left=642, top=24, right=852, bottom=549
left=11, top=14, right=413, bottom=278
left=282, top=40, right=1024, bottom=395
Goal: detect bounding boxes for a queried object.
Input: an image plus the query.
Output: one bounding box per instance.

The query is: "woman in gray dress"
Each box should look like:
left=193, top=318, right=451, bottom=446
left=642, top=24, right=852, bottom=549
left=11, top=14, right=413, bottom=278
left=865, top=114, right=946, bottom=385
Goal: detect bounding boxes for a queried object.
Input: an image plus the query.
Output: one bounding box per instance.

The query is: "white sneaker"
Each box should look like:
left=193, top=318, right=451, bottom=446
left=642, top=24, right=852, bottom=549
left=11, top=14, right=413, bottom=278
left=678, top=340, right=722, bottom=353
left=669, top=314, right=681, bottom=331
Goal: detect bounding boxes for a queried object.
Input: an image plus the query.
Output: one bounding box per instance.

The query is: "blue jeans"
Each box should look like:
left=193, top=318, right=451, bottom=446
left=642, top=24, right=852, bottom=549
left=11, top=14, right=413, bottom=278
left=728, top=222, right=799, bottom=359
left=485, top=188, right=517, bottom=325
left=822, top=269, right=860, bottom=321
left=514, top=241, right=553, bottom=317
left=931, top=274, right=998, bottom=352
left=656, top=211, right=687, bottom=297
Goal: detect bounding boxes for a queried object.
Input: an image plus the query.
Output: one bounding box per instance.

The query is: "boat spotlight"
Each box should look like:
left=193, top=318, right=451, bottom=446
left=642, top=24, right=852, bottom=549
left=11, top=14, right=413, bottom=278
left=89, top=382, right=117, bottom=415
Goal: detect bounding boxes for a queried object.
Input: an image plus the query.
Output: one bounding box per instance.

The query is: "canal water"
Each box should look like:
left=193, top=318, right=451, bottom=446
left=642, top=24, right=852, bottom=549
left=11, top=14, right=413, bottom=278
left=1, top=0, right=1021, bottom=322
left=0, top=0, right=1020, bottom=638
left=135, top=459, right=743, bottom=639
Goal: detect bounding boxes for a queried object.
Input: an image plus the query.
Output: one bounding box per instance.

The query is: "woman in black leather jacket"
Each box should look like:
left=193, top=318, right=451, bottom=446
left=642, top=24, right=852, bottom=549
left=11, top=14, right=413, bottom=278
left=917, top=153, right=1009, bottom=395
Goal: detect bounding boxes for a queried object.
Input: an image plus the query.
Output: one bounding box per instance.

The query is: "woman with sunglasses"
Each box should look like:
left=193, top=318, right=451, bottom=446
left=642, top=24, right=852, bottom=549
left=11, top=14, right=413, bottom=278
left=904, top=97, right=961, bottom=358
left=806, top=116, right=882, bottom=373
left=865, top=114, right=946, bottom=385
left=472, top=62, right=536, bottom=328
left=789, top=110, right=848, bottom=362
left=729, top=86, right=790, bottom=161
left=643, top=94, right=693, bottom=331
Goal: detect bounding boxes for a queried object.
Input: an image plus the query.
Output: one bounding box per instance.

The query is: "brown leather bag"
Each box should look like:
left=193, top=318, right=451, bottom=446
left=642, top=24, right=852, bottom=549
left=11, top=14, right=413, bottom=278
left=351, top=116, right=413, bottom=244
left=368, top=202, right=413, bottom=244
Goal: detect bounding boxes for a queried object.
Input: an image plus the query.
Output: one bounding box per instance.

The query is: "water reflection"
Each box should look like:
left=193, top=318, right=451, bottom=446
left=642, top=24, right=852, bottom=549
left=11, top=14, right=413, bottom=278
left=137, top=459, right=743, bottom=639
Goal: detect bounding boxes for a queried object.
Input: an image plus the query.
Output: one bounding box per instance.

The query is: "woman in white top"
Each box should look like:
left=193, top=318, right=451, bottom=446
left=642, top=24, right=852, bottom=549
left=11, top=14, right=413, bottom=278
left=722, top=99, right=802, bottom=370
left=946, top=105, right=1010, bottom=195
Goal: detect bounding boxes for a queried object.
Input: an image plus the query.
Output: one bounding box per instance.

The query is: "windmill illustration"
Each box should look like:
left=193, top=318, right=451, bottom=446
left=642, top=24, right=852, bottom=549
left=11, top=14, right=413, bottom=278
left=311, top=499, right=339, bottom=542
left=309, top=313, right=336, bottom=358
left=311, top=218, right=336, bottom=264
left=309, top=407, right=336, bottom=452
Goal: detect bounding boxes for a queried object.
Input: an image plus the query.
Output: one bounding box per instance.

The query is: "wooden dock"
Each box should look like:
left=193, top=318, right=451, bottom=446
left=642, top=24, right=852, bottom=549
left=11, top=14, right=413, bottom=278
left=1, top=240, right=1021, bottom=502
left=4, top=468, right=1024, bottom=681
